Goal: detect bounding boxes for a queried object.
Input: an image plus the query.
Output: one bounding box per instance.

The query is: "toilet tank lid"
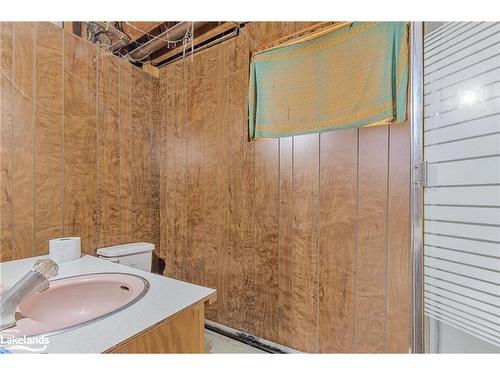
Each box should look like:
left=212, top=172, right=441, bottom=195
left=96, top=242, right=155, bottom=257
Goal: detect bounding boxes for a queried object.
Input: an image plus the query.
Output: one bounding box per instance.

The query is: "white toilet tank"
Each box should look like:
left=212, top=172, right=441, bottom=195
left=96, top=242, right=155, bottom=272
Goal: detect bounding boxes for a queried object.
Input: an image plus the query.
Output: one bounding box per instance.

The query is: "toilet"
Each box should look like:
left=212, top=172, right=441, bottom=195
left=96, top=242, right=155, bottom=272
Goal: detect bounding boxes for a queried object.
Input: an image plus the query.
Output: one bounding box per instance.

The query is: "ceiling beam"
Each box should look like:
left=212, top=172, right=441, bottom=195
left=142, top=63, right=160, bottom=78
left=121, top=22, right=164, bottom=41
left=150, top=22, right=239, bottom=65
left=63, top=22, right=88, bottom=38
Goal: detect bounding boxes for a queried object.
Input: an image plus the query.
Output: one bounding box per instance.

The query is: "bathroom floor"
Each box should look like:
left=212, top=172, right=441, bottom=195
left=204, top=330, right=267, bottom=354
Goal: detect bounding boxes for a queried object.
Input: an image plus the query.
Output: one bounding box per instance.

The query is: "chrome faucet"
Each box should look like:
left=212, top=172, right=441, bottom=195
left=0, top=259, right=58, bottom=331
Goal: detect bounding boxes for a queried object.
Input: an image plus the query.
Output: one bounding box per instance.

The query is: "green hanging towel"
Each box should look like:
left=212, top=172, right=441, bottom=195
left=248, top=22, right=409, bottom=140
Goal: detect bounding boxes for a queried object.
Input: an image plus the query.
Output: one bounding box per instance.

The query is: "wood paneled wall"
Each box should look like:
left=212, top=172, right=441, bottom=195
left=0, top=21, right=411, bottom=354
left=158, top=22, right=411, bottom=353
left=0, top=22, right=160, bottom=261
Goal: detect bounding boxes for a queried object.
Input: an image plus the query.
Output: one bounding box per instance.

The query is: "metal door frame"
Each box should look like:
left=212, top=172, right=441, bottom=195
left=410, top=21, right=424, bottom=354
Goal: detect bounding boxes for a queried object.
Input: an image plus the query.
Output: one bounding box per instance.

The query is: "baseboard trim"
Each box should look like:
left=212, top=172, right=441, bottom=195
left=204, top=320, right=302, bottom=354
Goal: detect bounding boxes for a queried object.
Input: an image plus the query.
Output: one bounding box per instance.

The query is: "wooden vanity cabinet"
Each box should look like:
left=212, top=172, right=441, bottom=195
left=107, top=294, right=216, bottom=354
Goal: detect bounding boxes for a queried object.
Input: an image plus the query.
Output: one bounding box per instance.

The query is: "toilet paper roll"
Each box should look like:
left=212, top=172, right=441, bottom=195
left=49, top=237, right=81, bottom=264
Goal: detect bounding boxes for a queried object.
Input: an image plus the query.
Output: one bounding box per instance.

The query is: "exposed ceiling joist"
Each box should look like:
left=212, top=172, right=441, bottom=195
left=67, top=21, right=242, bottom=71
left=120, top=22, right=164, bottom=41
left=150, top=22, right=239, bottom=66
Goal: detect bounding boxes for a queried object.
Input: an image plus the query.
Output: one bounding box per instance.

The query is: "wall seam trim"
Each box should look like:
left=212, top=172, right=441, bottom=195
left=96, top=47, right=100, bottom=251
left=12, top=24, right=16, bottom=258
left=61, top=27, right=65, bottom=236
left=316, top=133, right=321, bottom=352
left=32, top=23, right=37, bottom=255
left=384, top=125, right=391, bottom=352
left=353, top=129, right=360, bottom=352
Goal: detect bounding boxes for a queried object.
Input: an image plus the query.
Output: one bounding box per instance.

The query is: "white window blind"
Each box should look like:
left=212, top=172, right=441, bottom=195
left=423, top=21, right=500, bottom=348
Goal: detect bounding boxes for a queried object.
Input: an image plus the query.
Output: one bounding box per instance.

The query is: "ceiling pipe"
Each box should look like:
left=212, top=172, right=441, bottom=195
left=127, top=21, right=208, bottom=62
left=157, top=27, right=239, bottom=67
left=93, top=21, right=131, bottom=52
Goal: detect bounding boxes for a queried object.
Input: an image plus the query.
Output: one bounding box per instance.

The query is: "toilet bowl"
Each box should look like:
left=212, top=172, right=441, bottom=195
left=96, top=242, right=155, bottom=272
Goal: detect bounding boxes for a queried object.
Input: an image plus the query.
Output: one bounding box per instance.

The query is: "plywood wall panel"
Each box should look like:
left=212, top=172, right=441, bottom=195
left=156, top=22, right=412, bottom=353
left=236, top=33, right=256, bottom=333
left=292, top=133, right=320, bottom=352
left=119, top=60, right=133, bottom=244
left=171, top=63, right=188, bottom=280
left=246, top=22, right=319, bottom=53
left=0, top=22, right=14, bottom=261
left=13, top=22, right=35, bottom=259
left=201, top=48, right=221, bottom=321
left=185, top=59, right=203, bottom=285
left=34, top=22, right=64, bottom=255
left=159, top=66, right=175, bottom=279
left=131, top=69, right=153, bottom=244
left=222, top=38, right=253, bottom=331
left=319, top=129, right=358, bottom=353
left=63, top=33, right=98, bottom=254
left=355, top=126, right=389, bottom=353
left=247, top=22, right=285, bottom=52
left=1, top=22, right=160, bottom=261
left=278, top=136, right=293, bottom=347
left=150, top=78, right=161, bottom=262
left=97, top=50, right=121, bottom=247
left=386, top=122, right=411, bottom=353
left=214, top=44, right=230, bottom=323
left=254, top=139, right=280, bottom=339
left=158, top=70, right=168, bottom=265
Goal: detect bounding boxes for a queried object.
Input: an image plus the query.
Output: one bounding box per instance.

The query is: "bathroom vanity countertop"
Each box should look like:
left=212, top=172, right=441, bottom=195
left=0, top=255, right=216, bottom=353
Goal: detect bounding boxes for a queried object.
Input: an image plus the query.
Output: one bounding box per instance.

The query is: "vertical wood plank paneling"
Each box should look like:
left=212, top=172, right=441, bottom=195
left=215, top=44, right=230, bottom=323
left=225, top=35, right=254, bottom=331
left=386, top=122, right=411, bottom=353
left=130, top=69, right=152, bottom=243
left=161, top=65, right=176, bottom=278
left=319, top=129, right=358, bottom=353
left=34, top=22, right=64, bottom=255
left=246, top=22, right=320, bottom=53
left=156, top=22, right=412, bottom=353
left=222, top=40, right=241, bottom=328
left=142, top=71, right=154, bottom=244
left=63, top=32, right=97, bottom=254
left=254, top=138, right=279, bottom=339
left=0, top=22, right=14, bottom=261
left=13, top=22, right=35, bottom=259
left=246, top=22, right=287, bottom=52
left=292, top=133, right=320, bottom=352
left=97, top=50, right=120, bottom=247
left=186, top=58, right=204, bottom=285
left=355, top=126, right=389, bottom=353
left=278, top=136, right=293, bottom=347
left=150, top=77, right=161, bottom=265
left=172, top=62, right=187, bottom=280
left=202, top=48, right=221, bottom=320
left=238, top=33, right=256, bottom=333
left=2, top=23, right=160, bottom=261
left=159, top=69, right=169, bottom=267
left=119, top=60, right=133, bottom=244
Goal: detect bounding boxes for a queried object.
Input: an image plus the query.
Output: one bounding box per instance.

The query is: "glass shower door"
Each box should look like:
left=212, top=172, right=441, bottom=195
left=423, top=21, right=500, bottom=353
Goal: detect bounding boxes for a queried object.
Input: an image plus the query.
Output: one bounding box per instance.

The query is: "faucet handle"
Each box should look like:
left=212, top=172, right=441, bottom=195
left=33, top=259, right=59, bottom=280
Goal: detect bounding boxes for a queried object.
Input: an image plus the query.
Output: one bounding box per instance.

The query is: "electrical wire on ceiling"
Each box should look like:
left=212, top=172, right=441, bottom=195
left=0, top=21, right=177, bottom=116
left=182, top=22, right=195, bottom=61
left=89, top=21, right=196, bottom=63
left=89, top=21, right=242, bottom=66
left=122, top=22, right=187, bottom=46
left=123, top=21, right=196, bottom=63
left=88, top=22, right=114, bottom=48
left=0, top=21, right=197, bottom=115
